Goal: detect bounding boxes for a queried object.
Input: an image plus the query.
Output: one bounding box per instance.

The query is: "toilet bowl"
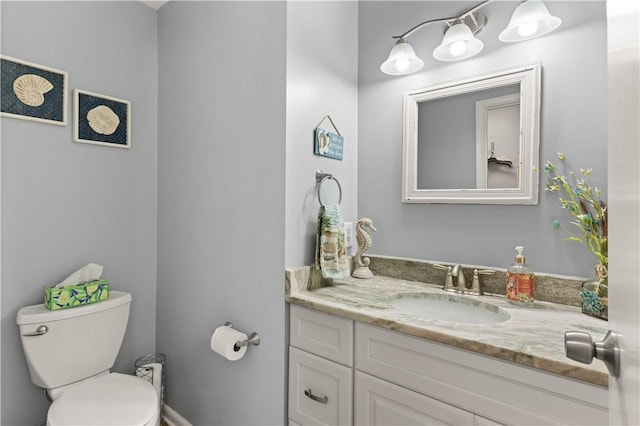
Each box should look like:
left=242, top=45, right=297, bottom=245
left=16, top=291, right=159, bottom=425
left=47, top=373, right=159, bottom=426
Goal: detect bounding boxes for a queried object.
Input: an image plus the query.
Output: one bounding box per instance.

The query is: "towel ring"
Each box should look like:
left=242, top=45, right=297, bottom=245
left=316, top=170, right=342, bottom=206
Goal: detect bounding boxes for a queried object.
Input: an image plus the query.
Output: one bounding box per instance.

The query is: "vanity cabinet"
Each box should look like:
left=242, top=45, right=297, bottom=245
left=355, top=323, right=607, bottom=425
left=288, top=305, right=608, bottom=425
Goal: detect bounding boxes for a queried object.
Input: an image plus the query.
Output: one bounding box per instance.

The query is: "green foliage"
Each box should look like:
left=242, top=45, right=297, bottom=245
left=543, top=153, right=608, bottom=267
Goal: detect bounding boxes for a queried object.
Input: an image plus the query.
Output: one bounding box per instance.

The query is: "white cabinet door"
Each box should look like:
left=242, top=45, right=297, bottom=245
left=289, top=347, right=353, bottom=425
left=356, top=322, right=607, bottom=425
left=355, top=371, right=475, bottom=426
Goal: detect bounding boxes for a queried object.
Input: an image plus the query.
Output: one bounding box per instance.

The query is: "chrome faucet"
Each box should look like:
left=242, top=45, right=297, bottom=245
left=434, top=263, right=494, bottom=295
left=434, top=263, right=466, bottom=293
left=452, top=264, right=467, bottom=293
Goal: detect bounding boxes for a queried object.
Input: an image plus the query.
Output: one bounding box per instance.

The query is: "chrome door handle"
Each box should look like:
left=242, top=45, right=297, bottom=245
left=565, top=330, right=620, bottom=377
left=22, top=325, right=48, bottom=336
left=304, top=389, right=328, bottom=404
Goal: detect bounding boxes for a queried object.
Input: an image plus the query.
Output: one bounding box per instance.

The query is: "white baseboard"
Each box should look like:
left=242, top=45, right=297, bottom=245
left=163, top=404, right=192, bottom=426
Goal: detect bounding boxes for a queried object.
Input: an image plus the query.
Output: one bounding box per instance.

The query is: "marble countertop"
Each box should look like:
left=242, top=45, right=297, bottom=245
left=286, top=267, right=610, bottom=387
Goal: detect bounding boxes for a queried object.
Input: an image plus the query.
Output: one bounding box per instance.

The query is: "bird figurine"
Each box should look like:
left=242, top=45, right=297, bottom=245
left=352, top=218, right=376, bottom=279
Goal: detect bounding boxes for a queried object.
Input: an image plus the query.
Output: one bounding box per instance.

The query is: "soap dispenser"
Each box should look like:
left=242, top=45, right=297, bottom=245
left=506, top=246, right=534, bottom=307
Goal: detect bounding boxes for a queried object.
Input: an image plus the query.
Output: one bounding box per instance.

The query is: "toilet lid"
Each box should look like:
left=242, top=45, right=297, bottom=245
left=48, top=373, right=158, bottom=426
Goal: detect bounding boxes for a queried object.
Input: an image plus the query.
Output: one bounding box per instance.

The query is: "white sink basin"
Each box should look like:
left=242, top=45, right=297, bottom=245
left=390, top=293, right=510, bottom=324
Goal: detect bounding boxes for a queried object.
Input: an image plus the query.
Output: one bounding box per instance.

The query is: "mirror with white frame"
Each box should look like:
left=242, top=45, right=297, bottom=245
left=402, top=63, right=541, bottom=204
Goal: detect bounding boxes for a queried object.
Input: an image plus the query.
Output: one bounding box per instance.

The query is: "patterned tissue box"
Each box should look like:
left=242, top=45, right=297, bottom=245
left=44, top=279, right=109, bottom=310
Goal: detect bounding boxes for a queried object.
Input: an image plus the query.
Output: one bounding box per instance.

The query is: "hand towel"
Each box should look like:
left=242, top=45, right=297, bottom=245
left=316, top=205, right=349, bottom=279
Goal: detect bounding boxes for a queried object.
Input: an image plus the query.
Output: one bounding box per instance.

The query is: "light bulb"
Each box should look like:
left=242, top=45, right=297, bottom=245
left=449, top=41, right=467, bottom=57
left=395, top=58, right=410, bottom=72
left=518, top=20, right=539, bottom=37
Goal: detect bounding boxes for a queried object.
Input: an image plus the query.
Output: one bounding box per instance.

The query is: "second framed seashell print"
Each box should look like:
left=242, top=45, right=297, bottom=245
left=0, top=55, right=68, bottom=125
left=73, top=89, right=131, bottom=149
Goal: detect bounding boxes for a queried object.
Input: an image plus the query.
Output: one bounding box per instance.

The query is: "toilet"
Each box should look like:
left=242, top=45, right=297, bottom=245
left=16, top=291, right=159, bottom=426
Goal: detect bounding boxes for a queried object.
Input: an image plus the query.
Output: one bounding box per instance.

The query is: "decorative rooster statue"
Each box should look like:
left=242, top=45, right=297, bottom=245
left=352, top=218, right=376, bottom=279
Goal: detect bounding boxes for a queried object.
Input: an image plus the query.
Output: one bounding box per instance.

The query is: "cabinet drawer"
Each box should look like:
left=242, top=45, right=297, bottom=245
left=289, top=347, right=353, bottom=426
left=290, top=305, right=353, bottom=366
left=355, top=371, right=475, bottom=426
left=355, top=323, right=607, bottom=425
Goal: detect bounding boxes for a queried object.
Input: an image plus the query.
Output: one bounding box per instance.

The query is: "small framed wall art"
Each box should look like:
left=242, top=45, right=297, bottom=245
left=314, top=115, right=344, bottom=161
left=74, top=89, right=131, bottom=149
left=0, top=55, right=68, bottom=125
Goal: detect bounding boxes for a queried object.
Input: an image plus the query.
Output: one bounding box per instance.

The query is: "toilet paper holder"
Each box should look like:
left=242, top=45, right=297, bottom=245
left=224, top=322, right=261, bottom=351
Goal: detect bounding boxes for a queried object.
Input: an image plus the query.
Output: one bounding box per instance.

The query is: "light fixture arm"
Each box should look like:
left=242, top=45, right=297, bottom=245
left=392, top=17, right=450, bottom=40
left=392, top=0, right=492, bottom=39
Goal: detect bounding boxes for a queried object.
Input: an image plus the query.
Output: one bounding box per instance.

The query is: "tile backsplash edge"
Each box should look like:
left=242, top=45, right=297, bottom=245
left=286, top=255, right=585, bottom=307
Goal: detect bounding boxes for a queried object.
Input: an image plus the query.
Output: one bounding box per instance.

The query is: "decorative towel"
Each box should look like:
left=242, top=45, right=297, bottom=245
left=316, top=205, right=349, bottom=279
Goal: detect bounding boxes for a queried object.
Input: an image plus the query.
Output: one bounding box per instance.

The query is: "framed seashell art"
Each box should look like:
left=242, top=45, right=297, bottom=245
left=73, top=89, right=131, bottom=149
left=0, top=55, right=68, bottom=125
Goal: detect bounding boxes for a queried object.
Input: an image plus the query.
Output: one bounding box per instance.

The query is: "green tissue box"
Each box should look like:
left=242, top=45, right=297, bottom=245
left=44, top=279, right=109, bottom=310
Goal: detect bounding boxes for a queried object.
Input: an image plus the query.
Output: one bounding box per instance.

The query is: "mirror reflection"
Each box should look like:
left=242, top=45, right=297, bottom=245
left=402, top=63, right=540, bottom=204
left=417, top=84, right=520, bottom=190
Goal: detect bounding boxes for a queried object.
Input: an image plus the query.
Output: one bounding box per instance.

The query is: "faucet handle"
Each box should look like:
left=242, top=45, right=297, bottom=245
left=432, top=263, right=450, bottom=271
left=432, top=264, right=457, bottom=292
left=469, top=269, right=495, bottom=296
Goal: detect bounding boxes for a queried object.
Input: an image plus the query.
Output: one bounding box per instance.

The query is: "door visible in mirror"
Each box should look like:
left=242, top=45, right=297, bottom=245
left=477, top=91, right=520, bottom=190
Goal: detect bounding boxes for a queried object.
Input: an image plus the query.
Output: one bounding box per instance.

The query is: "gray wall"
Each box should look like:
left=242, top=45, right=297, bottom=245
left=1, top=2, right=158, bottom=425
left=285, top=1, right=359, bottom=268
left=156, top=2, right=286, bottom=424
left=358, top=1, right=607, bottom=277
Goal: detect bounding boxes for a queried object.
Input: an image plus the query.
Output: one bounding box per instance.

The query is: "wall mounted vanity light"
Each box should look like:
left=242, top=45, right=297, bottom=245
left=380, top=39, right=425, bottom=75
left=380, top=0, right=561, bottom=76
left=498, top=0, right=562, bottom=42
left=432, top=14, right=486, bottom=62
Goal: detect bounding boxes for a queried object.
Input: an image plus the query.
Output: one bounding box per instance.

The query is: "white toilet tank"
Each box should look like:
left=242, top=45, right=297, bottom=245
left=16, top=291, right=132, bottom=391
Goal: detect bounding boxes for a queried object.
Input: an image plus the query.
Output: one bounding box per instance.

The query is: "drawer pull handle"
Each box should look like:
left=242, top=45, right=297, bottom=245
left=304, top=389, right=328, bottom=404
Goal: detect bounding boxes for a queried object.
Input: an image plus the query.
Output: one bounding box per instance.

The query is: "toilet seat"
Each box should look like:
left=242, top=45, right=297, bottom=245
left=47, top=373, right=159, bottom=426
